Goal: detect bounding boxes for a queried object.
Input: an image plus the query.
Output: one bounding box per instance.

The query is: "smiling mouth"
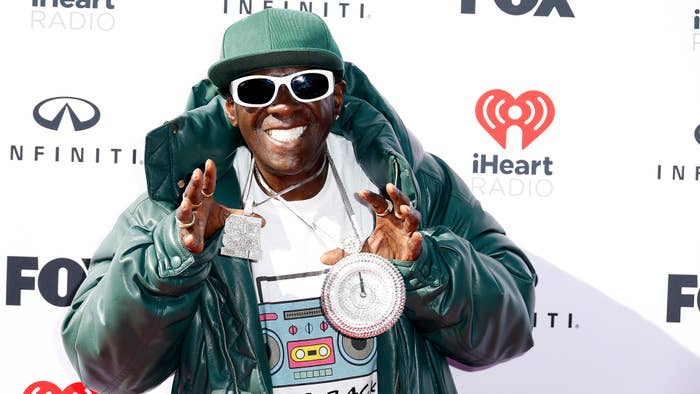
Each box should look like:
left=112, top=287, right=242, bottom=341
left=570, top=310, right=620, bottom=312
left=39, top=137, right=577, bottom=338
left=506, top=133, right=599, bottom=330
left=265, top=126, right=307, bottom=142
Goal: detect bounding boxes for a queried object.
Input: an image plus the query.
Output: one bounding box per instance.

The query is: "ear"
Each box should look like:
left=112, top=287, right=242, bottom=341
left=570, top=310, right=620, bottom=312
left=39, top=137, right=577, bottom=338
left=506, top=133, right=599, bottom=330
left=333, top=80, right=346, bottom=118
left=224, top=99, right=238, bottom=127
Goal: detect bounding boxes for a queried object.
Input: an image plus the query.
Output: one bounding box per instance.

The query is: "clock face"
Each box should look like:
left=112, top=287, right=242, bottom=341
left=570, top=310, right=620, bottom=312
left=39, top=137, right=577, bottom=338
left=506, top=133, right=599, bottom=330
left=321, top=253, right=406, bottom=339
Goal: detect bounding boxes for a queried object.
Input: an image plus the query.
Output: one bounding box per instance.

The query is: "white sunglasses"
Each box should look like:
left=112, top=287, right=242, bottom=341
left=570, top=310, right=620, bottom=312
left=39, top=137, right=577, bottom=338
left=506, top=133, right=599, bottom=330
left=229, top=69, right=335, bottom=107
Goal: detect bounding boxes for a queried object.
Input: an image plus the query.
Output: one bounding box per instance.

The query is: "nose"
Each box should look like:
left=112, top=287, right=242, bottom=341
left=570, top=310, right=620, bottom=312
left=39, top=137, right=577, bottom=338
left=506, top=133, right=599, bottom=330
left=267, top=85, right=299, bottom=116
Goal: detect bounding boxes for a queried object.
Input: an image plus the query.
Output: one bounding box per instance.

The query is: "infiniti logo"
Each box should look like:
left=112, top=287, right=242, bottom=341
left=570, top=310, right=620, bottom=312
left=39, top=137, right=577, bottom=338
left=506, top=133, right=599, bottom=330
left=8, top=97, right=140, bottom=165
left=654, top=125, right=700, bottom=182
left=32, top=96, right=100, bottom=131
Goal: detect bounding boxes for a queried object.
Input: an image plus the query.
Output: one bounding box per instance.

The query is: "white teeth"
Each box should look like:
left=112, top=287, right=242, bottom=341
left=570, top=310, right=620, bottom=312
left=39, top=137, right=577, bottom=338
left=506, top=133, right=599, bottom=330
left=266, top=126, right=306, bottom=142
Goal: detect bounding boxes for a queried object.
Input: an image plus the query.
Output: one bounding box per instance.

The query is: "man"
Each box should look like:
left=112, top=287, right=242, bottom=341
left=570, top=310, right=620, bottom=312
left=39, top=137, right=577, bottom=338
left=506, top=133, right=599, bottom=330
left=62, top=8, right=536, bottom=394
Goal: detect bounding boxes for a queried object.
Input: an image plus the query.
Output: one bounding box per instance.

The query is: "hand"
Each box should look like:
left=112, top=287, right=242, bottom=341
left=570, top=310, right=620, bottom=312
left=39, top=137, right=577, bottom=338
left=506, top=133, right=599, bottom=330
left=175, top=159, right=231, bottom=253
left=321, top=183, right=422, bottom=265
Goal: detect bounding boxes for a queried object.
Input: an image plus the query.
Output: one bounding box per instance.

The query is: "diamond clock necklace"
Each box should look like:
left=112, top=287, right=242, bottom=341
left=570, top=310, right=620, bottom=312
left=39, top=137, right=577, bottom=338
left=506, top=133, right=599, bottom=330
left=235, top=146, right=406, bottom=339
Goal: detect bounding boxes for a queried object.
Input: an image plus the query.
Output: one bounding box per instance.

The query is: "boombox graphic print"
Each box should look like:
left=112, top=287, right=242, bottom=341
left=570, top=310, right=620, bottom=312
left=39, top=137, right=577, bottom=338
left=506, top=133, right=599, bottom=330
left=255, top=270, right=378, bottom=393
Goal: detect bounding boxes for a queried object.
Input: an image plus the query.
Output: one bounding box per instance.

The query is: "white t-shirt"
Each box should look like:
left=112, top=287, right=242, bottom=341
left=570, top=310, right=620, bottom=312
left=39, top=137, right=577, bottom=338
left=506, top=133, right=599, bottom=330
left=233, top=134, right=380, bottom=394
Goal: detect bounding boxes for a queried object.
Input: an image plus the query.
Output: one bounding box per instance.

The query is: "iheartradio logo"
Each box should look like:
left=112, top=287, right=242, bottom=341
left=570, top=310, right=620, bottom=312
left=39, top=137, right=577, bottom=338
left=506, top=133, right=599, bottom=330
left=23, top=381, right=96, bottom=394
left=476, top=89, right=555, bottom=149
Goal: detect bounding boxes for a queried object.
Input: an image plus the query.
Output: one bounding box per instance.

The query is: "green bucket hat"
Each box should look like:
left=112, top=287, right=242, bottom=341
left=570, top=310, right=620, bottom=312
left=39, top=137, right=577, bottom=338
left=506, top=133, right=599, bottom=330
left=208, top=9, right=344, bottom=90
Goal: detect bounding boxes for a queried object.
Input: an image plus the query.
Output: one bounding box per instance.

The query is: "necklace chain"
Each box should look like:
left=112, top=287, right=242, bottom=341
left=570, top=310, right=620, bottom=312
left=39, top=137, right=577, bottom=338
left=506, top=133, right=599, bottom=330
left=251, top=148, right=362, bottom=250
left=241, top=154, right=327, bottom=211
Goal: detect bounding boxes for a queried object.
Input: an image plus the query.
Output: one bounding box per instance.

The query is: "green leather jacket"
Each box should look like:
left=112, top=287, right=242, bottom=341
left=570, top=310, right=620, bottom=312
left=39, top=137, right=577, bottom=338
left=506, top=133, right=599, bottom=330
left=62, top=63, right=536, bottom=394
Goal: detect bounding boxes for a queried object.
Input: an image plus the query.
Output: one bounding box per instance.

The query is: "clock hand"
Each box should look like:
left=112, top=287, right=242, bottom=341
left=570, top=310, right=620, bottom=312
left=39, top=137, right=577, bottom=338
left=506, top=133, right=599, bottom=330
left=359, top=272, right=367, bottom=298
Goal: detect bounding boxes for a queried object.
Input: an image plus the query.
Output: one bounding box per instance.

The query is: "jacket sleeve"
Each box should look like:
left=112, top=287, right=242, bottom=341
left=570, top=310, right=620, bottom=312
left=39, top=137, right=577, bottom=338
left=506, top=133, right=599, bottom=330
left=393, top=153, right=537, bottom=367
left=61, top=194, right=217, bottom=393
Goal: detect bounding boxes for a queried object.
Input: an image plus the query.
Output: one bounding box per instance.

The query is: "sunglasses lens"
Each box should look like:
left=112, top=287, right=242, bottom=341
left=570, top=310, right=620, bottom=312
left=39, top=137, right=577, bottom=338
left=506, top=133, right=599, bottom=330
left=237, top=78, right=275, bottom=105
left=291, top=72, right=330, bottom=100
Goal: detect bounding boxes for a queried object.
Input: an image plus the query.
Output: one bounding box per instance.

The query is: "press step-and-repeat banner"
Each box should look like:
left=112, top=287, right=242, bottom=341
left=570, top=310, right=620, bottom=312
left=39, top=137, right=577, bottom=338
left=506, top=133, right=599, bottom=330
left=1, top=1, right=699, bottom=393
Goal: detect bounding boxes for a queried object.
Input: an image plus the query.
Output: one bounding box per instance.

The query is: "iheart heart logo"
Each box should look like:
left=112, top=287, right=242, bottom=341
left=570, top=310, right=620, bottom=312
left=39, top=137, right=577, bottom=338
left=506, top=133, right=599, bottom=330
left=476, top=89, right=555, bottom=149
left=23, top=381, right=97, bottom=394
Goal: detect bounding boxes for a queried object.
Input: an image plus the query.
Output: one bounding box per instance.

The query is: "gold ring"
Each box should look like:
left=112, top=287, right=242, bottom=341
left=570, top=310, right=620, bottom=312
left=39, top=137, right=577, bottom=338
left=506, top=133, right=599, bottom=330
left=376, top=199, right=393, bottom=217
left=177, top=215, right=196, bottom=229
left=201, top=190, right=214, bottom=198
left=189, top=199, right=202, bottom=208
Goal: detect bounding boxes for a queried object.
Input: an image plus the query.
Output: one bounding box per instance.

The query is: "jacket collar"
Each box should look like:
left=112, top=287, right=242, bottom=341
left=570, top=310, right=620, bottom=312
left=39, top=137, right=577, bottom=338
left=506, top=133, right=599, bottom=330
left=145, top=63, right=422, bottom=209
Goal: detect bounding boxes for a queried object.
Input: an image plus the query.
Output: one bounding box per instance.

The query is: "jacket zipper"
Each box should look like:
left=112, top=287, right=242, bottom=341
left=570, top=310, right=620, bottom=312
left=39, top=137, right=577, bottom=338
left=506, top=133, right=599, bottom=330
left=392, top=157, right=399, bottom=185
left=392, top=158, right=403, bottom=394
left=206, top=278, right=239, bottom=394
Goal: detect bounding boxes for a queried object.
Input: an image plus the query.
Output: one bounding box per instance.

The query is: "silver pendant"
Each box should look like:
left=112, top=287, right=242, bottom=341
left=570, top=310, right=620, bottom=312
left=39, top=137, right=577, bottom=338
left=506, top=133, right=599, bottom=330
left=340, top=236, right=362, bottom=255
left=220, top=212, right=262, bottom=260
left=321, top=252, right=406, bottom=338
